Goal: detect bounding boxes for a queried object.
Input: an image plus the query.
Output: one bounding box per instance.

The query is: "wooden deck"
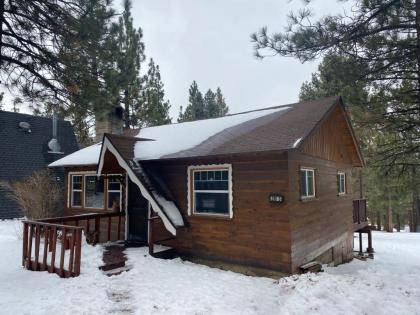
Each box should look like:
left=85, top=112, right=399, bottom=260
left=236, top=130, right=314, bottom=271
left=353, top=199, right=368, bottom=231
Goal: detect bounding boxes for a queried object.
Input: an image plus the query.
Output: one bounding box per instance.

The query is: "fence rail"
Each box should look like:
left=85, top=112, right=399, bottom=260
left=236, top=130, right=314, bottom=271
left=22, top=212, right=125, bottom=278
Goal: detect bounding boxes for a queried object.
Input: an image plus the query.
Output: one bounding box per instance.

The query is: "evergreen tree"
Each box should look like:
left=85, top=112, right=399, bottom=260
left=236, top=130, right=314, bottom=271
left=215, top=87, right=229, bottom=116
left=116, top=0, right=145, bottom=128
left=178, top=83, right=229, bottom=122
left=178, top=81, right=205, bottom=122
left=138, top=59, right=171, bottom=127
left=204, top=89, right=218, bottom=118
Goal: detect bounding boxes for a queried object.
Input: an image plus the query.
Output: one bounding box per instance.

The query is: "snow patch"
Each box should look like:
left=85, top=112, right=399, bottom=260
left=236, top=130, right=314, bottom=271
left=293, top=137, right=303, bottom=148
left=49, top=143, right=102, bottom=167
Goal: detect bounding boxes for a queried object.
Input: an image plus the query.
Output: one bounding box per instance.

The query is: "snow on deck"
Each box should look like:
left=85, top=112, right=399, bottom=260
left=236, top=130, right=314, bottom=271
left=134, top=107, right=289, bottom=160
left=1, top=219, right=420, bottom=314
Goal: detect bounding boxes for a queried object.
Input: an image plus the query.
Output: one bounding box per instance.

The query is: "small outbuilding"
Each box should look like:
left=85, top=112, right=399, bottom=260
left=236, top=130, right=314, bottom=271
left=49, top=96, right=369, bottom=274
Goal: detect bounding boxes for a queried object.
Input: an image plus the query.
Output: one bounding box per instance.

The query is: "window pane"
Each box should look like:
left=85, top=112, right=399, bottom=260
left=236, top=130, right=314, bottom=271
left=222, top=171, right=228, bottom=180
left=215, top=171, right=221, bottom=180
left=300, top=170, right=307, bottom=197
left=72, top=175, right=82, bottom=190
left=72, top=191, right=82, bottom=206
left=108, top=191, right=121, bottom=210
left=307, top=171, right=314, bottom=196
left=85, top=176, right=104, bottom=208
left=195, top=192, right=229, bottom=215
left=337, top=174, right=341, bottom=193
left=108, top=176, right=121, bottom=191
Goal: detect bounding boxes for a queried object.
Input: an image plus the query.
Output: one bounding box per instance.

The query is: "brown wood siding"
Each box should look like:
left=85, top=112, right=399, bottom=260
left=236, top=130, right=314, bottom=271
left=301, top=105, right=361, bottom=166
left=288, top=106, right=357, bottom=272
left=144, top=152, right=292, bottom=272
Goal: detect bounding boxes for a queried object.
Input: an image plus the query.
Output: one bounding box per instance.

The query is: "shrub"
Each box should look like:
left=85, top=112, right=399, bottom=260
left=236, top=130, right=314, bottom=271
left=1, top=169, right=63, bottom=219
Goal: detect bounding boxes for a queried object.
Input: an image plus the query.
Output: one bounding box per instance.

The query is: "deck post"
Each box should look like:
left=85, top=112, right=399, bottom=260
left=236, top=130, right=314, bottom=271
left=149, top=218, right=154, bottom=256
left=366, top=229, right=374, bottom=258
left=358, top=231, right=363, bottom=256
left=22, top=222, right=28, bottom=267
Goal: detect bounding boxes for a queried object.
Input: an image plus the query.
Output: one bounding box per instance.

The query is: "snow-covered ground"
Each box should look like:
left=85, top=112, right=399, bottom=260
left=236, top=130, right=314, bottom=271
left=0, top=219, right=419, bottom=315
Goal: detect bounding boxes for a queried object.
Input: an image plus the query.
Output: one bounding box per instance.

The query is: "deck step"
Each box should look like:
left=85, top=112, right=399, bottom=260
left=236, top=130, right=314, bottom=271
left=300, top=261, right=323, bottom=273
left=152, top=247, right=177, bottom=259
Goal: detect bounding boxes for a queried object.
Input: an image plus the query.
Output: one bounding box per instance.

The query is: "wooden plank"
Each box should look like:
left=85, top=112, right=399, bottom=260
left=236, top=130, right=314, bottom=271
left=41, top=226, right=49, bottom=271
left=68, top=229, right=75, bottom=275
left=34, top=225, right=41, bottom=271
left=22, top=222, right=28, bottom=267
left=49, top=227, right=57, bottom=273
left=74, top=229, right=82, bottom=276
left=117, top=215, right=122, bottom=240
left=59, top=228, right=66, bottom=277
left=107, top=217, right=111, bottom=241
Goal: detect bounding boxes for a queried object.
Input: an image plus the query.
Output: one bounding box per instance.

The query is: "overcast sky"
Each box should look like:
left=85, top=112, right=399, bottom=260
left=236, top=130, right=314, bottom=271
left=128, top=0, right=352, bottom=119
left=3, top=0, right=352, bottom=119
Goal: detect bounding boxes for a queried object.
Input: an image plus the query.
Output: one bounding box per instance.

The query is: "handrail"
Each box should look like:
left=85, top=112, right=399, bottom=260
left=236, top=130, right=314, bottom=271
left=22, top=220, right=82, bottom=278
left=22, top=211, right=126, bottom=278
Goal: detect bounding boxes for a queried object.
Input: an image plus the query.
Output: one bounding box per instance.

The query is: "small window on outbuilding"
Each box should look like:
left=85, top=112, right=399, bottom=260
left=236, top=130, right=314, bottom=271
left=300, top=168, right=315, bottom=199
left=71, top=175, right=83, bottom=207
left=337, top=172, right=346, bottom=195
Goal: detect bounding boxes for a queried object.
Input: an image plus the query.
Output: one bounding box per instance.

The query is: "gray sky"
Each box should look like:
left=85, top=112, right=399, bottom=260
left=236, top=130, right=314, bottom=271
left=3, top=0, right=352, bottom=119
left=129, top=0, right=352, bottom=119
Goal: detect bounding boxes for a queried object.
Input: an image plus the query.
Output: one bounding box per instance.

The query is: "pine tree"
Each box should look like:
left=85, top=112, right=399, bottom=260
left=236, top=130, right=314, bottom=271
left=204, top=89, right=218, bottom=118
left=58, top=0, right=120, bottom=143
left=215, top=87, right=229, bottom=116
left=0, top=92, right=4, bottom=110
left=178, top=81, right=205, bottom=122
left=116, top=0, right=145, bottom=128
left=138, top=59, right=171, bottom=127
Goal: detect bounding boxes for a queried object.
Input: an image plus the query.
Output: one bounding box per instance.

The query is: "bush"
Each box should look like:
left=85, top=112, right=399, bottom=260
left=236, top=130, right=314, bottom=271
left=1, top=169, right=63, bottom=219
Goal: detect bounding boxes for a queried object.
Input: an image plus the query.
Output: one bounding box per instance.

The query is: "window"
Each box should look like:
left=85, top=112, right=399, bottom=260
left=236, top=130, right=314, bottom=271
left=84, top=175, right=104, bottom=208
left=337, top=172, right=346, bottom=195
left=189, top=166, right=232, bottom=217
left=107, top=175, right=122, bottom=210
left=300, top=168, right=315, bottom=198
left=71, top=175, right=82, bottom=207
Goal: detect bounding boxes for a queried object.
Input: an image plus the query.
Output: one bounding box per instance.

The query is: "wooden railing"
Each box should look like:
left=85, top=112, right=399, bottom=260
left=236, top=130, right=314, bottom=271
left=22, top=212, right=125, bottom=278
left=353, top=199, right=368, bottom=230
left=22, top=220, right=83, bottom=278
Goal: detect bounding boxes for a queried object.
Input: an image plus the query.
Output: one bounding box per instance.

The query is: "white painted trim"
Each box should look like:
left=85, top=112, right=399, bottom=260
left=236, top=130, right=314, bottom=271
left=337, top=171, right=346, bottom=195
left=69, top=174, right=83, bottom=208
left=300, top=167, right=316, bottom=199
left=97, top=137, right=177, bottom=235
left=187, top=164, right=233, bottom=219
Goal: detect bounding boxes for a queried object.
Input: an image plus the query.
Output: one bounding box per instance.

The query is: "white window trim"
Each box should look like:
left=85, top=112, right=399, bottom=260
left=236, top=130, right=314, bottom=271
left=106, top=173, right=123, bottom=210
left=337, top=171, right=346, bottom=195
left=300, top=167, right=316, bottom=199
left=187, top=164, right=233, bottom=218
left=69, top=174, right=83, bottom=208
left=84, top=174, right=105, bottom=209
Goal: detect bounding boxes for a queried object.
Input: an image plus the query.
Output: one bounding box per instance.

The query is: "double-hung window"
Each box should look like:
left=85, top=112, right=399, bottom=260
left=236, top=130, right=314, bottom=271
left=71, top=175, right=83, bottom=207
left=300, top=168, right=315, bottom=199
left=337, top=172, right=346, bottom=195
left=189, top=166, right=232, bottom=217
left=107, top=175, right=122, bottom=210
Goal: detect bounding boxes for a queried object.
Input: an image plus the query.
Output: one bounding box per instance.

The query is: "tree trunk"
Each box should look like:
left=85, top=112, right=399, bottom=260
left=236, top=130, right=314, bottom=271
left=124, top=89, right=130, bottom=129
left=377, top=211, right=381, bottom=231
left=396, top=214, right=401, bottom=232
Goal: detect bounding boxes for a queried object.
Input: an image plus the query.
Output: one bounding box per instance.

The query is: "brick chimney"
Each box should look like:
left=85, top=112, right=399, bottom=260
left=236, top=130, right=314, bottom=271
left=95, top=106, right=124, bottom=142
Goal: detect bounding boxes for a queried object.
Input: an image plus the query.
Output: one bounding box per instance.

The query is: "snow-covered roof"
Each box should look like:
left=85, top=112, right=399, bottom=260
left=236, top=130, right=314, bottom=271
left=49, top=142, right=102, bottom=167
left=49, top=97, right=347, bottom=167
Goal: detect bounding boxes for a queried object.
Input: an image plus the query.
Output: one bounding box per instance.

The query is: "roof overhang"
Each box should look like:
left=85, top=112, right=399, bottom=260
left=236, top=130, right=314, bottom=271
left=97, top=135, right=183, bottom=235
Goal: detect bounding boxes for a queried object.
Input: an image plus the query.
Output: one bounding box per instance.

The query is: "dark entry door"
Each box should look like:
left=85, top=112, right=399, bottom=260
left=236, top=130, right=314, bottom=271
left=127, top=180, right=148, bottom=244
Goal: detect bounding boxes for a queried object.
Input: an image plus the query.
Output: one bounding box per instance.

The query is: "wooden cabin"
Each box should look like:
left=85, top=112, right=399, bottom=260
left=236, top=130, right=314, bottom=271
left=49, top=96, right=369, bottom=274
